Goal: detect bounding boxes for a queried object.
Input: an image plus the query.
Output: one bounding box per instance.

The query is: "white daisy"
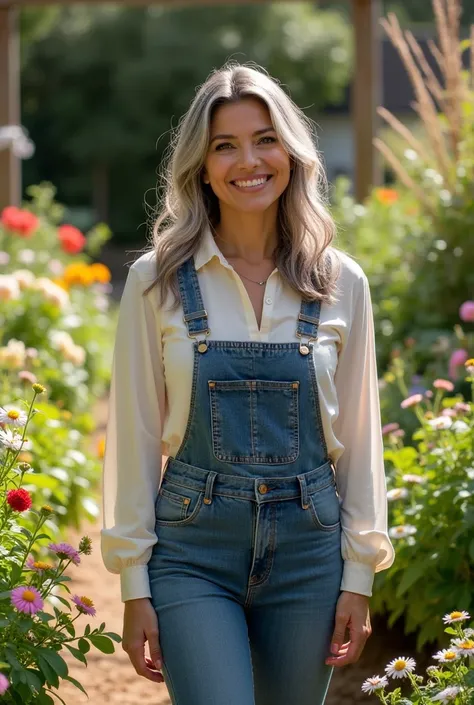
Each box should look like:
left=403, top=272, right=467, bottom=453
left=387, top=487, right=409, bottom=501
left=0, top=428, right=32, bottom=452
left=402, top=474, right=426, bottom=484
left=385, top=656, right=416, bottom=679
left=452, top=637, right=474, bottom=656
left=432, top=649, right=459, bottom=663
left=432, top=686, right=461, bottom=703
left=427, top=416, right=453, bottom=430
left=361, top=675, right=388, bottom=694
left=0, top=406, right=28, bottom=428
left=389, top=525, right=417, bottom=539
left=451, top=420, right=469, bottom=434
left=443, top=611, right=470, bottom=624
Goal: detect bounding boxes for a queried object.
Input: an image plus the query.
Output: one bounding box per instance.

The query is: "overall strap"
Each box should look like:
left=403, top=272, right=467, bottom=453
left=296, top=298, right=321, bottom=340
left=176, top=258, right=210, bottom=337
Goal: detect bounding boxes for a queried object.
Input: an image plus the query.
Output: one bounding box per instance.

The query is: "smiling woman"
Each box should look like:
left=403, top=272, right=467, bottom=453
left=100, top=61, right=394, bottom=705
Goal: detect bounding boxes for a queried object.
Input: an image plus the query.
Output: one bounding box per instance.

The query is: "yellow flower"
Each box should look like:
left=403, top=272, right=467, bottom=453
left=63, top=263, right=95, bottom=287
left=90, top=263, right=111, bottom=284
left=465, top=359, right=474, bottom=367
left=18, top=452, right=33, bottom=463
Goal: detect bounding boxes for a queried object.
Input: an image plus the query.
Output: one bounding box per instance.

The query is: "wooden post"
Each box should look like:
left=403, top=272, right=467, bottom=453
left=352, top=0, right=382, bottom=202
left=0, top=5, right=21, bottom=209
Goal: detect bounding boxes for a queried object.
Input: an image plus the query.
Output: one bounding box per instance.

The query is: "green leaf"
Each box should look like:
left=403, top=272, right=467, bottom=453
left=0, top=590, right=12, bottom=599
left=36, top=691, right=54, bottom=705
left=84, top=623, right=91, bottom=636
left=37, top=611, right=55, bottom=623
left=37, top=655, right=59, bottom=689
left=89, top=635, right=115, bottom=654
left=63, top=674, right=88, bottom=696
left=396, top=561, right=426, bottom=597
left=35, top=533, right=53, bottom=541
left=78, top=638, right=90, bottom=654
left=0, top=617, right=10, bottom=627
left=64, top=643, right=87, bottom=665
left=64, top=621, right=75, bottom=637
left=104, top=632, right=122, bottom=643
left=24, top=668, right=44, bottom=690
left=37, top=648, right=68, bottom=679
left=51, top=594, right=71, bottom=609
left=19, top=527, right=33, bottom=540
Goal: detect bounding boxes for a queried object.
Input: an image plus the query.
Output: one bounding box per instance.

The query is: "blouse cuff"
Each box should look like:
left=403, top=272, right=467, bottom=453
left=340, top=560, right=375, bottom=597
left=120, top=565, right=152, bottom=603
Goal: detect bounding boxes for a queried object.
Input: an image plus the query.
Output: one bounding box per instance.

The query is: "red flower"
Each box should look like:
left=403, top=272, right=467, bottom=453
left=1, top=206, right=39, bottom=237
left=6, top=488, right=32, bottom=512
left=58, top=225, right=86, bottom=254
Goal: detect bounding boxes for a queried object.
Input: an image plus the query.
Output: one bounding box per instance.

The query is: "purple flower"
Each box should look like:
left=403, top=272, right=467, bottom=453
left=459, top=301, right=474, bottom=322
left=382, top=422, right=400, bottom=436
left=0, top=673, right=9, bottom=695
left=448, top=349, right=468, bottom=380
left=48, top=542, right=81, bottom=565
left=11, top=585, right=44, bottom=614
left=72, top=594, right=96, bottom=617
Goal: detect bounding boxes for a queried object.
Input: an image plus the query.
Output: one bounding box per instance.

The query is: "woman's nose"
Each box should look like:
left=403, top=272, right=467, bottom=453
left=238, top=145, right=260, bottom=170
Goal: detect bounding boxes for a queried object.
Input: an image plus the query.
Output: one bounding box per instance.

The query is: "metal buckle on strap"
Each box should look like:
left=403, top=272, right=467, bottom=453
left=187, top=328, right=210, bottom=353
left=295, top=329, right=318, bottom=355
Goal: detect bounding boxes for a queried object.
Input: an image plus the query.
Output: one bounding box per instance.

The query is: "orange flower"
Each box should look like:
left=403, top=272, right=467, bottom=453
left=97, top=437, right=106, bottom=459
left=374, top=188, right=399, bottom=205
left=63, top=263, right=95, bottom=287
left=90, top=263, right=112, bottom=284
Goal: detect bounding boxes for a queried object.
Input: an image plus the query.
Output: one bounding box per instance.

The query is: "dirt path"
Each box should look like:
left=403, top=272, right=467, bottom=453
left=54, top=398, right=409, bottom=704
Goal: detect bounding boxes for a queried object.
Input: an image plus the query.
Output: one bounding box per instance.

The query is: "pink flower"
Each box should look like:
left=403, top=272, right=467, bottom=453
left=442, top=408, right=457, bottom=417
left=392, top=429, right=405, bottom=438
left=72, top=594, right=96, bottom=617
left=459, top=301, right=474, bottom=322
left=18, top=370, right=37, bottom=385
left=382, top=422, right=400, bottom=436
left=433, top=379, right=454, bottom=392
left=11, top=585, right=44, bottom=614
left=0, top=673, right=9, bottom=695
left=48, top=542, right=81, bottom=565
left=448, top=349, right=468, bottom=379
left=401, top=394, right=423, bottom=409
left=454, top=402, right=470, bottom=414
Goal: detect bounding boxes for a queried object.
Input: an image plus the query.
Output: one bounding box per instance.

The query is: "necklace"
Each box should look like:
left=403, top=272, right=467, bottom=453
left=232, top=269, right=268, bottom=286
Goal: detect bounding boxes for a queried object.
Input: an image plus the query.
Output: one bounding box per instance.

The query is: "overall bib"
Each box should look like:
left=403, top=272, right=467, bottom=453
left=147, top=258, right=343, bottom=705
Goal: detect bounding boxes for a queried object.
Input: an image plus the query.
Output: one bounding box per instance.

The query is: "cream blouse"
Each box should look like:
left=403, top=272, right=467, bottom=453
left=100, top=227, right=395, bottom=603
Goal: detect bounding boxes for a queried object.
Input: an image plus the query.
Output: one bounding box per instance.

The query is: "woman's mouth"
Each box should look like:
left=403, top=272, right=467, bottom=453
left=230, top=175, right=273, bottom=192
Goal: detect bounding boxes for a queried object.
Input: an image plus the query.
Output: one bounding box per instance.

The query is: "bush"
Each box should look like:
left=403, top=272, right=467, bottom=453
left=0, top=386, right=121, bottom=704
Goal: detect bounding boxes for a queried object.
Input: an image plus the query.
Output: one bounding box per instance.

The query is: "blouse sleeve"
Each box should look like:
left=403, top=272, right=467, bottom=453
left=100, top=265, right=165, bottom=603
left=332, top=270, right=395, bottom=597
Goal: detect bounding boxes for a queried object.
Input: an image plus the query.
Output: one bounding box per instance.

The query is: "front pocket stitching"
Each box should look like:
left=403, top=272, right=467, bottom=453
left=155, top=492, right=204, bottom=527
left=309, top=493, right=341, bottom=531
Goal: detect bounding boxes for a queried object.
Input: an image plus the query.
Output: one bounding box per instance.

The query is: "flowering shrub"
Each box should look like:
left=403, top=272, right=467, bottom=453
left=361, top=611, right=474, bottom=704
left=0, top=182, right=117, bottom=414
left=0, top=384, right=121, bottom=703
left=371, top=361, right=474, bottom=647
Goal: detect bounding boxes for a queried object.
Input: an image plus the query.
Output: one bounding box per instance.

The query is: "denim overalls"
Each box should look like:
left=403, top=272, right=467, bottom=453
left=147, top=258, right=343, bottom=705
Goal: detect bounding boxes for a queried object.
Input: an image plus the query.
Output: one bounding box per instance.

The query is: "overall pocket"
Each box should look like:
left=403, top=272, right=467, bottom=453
left=155, top=480, right=203, bottom=526
left=209, top=379, right=300, bottom=464
left=308, top=480, right=341, bottom=531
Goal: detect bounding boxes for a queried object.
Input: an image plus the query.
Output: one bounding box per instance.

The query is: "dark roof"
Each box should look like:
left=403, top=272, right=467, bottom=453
left=324, top=29, right=471, bottom=114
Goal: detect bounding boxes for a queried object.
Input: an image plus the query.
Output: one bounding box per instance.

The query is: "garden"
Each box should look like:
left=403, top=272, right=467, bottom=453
left=1, top=0, right=473, bottom=703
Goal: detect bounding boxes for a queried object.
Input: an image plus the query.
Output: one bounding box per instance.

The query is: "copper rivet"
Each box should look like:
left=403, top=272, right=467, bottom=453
left=198, top=343, right=208, bottom=354
left=303, top=503, right=310, bottom=510
left=204, top=498, right=212, bottom=505
left=292, top=382, right=299, bottom=389
left=208, top=382, right=216, bottom=388
left=183, top=498, right=190, bottom=505
left=258, top=484, right=268, bottom=494
left=299, top=345, right=309, bottom=356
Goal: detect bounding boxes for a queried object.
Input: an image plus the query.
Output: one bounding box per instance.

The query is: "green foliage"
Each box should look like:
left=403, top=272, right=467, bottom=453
left=20, top=4, right=352, bottom=241
left=0, top=391, right=121, bottom=703
left=371, top=368, right=474, bottom=649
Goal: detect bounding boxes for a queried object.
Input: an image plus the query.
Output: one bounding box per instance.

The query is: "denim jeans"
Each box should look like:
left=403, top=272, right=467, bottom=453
left=148, top=458, right=343, bottom=705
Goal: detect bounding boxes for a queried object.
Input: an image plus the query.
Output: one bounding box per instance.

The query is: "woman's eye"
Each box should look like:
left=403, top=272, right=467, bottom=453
left=215, top=142, right=234, bottom=151
left=259, top=136, right=277, bottom=144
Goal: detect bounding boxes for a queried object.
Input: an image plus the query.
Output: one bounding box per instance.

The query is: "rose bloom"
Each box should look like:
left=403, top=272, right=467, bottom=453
left=459, top=301, right=474, bottom=322
left=58, top=224, right=86, bottom=254
left=1, top=206, right=39, bottom=237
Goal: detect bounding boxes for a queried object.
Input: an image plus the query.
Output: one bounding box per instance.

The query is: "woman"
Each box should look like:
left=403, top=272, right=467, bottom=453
left=101, top=63, right=395, bottom=705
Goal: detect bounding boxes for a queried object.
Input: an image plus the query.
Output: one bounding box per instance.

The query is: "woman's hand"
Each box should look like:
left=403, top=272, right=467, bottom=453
left=122, top=597, right=165, bottom=683
left=325, top=591, right=371, bottom=667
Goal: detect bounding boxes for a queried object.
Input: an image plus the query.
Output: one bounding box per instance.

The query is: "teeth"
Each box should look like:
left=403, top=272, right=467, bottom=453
left=234, top=177, right=268, bottom=188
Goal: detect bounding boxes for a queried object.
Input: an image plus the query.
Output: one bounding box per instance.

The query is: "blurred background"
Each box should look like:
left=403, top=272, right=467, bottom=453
left=1, top=1, right=474, bottom=704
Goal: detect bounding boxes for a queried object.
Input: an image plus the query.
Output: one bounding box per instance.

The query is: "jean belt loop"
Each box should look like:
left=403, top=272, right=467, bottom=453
left=297, top=474, right=310, bottom=510
left=204, top=471, right=218, bottom=505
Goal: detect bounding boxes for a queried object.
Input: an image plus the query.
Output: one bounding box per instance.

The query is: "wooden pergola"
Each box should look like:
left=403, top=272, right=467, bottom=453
left=0, top=0, right=381, bottom=209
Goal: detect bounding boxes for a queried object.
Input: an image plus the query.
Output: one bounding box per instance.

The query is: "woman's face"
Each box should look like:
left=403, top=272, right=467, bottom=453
left=203, top=98, right=291, bottom=214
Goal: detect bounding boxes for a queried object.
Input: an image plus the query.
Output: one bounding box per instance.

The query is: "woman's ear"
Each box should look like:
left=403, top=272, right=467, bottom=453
left=202, top=169, right=210, bottom=184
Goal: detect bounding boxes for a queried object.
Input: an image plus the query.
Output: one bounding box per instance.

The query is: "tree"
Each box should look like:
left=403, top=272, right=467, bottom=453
left=20, top=4, right=352, bottom=241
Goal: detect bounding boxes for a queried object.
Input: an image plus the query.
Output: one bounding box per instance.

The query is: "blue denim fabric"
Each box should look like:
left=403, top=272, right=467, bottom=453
left=147, top=258, right=343, bottom=705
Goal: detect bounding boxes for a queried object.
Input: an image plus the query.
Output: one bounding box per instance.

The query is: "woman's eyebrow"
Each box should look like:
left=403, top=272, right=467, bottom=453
left=209, top=127, right=275, bottom=144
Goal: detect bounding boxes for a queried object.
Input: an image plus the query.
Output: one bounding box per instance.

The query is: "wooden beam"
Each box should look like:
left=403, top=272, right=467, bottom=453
left=0, top=5, right=21, bottom=209
left=352, top=0, right=382, bottom=202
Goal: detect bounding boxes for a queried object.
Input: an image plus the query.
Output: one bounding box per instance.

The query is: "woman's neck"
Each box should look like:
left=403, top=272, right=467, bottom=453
left=212, top=208, right=278, bottom=264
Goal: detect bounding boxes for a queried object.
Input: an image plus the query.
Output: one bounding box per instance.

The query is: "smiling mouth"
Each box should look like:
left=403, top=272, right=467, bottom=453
left=230, top=175, right=273, bottom=190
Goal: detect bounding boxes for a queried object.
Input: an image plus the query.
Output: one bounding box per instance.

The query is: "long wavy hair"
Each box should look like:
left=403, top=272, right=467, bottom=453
left=142, top=61, right=341, bottom=304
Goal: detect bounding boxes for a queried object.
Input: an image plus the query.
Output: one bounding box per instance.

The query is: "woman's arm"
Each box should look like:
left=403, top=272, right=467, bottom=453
left=332, top=268, right=395, bottom=598
left=100, top=263, right=165, bottom=603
